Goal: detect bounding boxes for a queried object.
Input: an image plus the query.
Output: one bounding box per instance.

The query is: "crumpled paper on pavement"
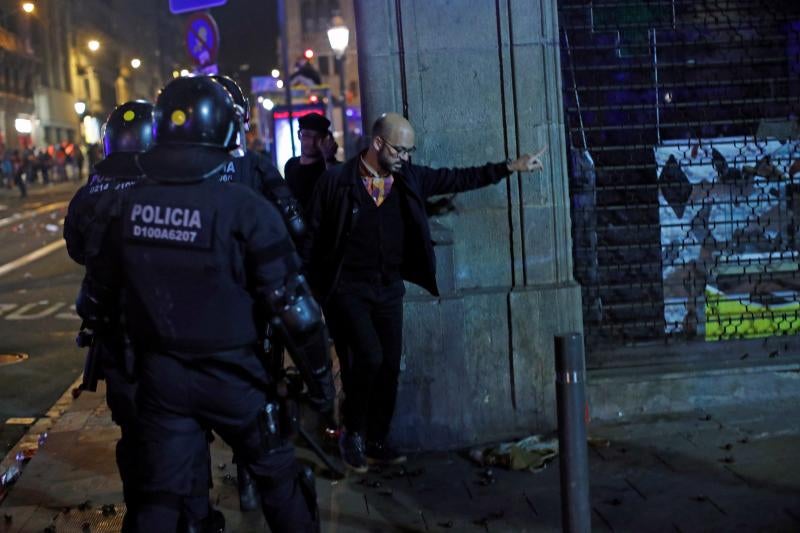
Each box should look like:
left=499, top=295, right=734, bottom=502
left=469, top=435, right=559, bottom=472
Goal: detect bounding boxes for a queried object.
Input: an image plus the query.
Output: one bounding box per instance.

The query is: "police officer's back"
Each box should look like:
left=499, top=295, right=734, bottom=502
left=64, top=100, right=151, bottom=265
left=87, top=76, right=333, bottom=532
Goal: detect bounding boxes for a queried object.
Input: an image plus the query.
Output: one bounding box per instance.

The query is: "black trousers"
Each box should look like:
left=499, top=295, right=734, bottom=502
left=100, top=338, right=211, bottom=532
left=133, top=350, right=316, bottom=533
left=326, top=279, right=404, bottom=443
left=99, top=338, right=140, bottom=533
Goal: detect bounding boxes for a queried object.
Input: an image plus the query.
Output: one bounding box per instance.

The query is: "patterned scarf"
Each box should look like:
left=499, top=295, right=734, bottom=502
left=359, top=157, right=394, bottom=207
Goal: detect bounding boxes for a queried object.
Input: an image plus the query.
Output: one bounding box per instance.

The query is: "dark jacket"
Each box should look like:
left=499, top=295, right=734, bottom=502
left=302, top=153, right=510, bottom=301
left=88, top=145, right=300, bottom=355
left=222, top=150, right=307, bottom=243
left=63, top=153, right=141, bottom=265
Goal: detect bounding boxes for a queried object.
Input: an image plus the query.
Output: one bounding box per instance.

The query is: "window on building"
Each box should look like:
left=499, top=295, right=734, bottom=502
left=301, top=1, right=315, bottom=34
left=23, top=73, right=32, bottom=98
left=318, top=55, right=330, bottom=76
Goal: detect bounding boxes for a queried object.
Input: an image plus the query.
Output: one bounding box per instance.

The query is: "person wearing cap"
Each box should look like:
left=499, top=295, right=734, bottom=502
left=284, top=112, right=339, bottom=213
left=302, top=112, right=545, bottom=473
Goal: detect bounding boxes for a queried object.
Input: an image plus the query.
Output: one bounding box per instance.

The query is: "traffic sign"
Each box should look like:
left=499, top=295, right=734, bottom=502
left=170, top=0, right=227, bottom=14
left=185, top=12, right=219, bottom=66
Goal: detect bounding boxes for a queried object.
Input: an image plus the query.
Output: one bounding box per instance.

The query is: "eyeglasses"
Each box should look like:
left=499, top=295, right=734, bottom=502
left=381, top=138, right=416, bottom=157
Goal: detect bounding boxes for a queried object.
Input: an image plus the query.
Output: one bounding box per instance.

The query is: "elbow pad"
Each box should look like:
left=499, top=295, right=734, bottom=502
left=266, top=273, right=321, bottom=336
left=266, top=273, right=333, bottom=407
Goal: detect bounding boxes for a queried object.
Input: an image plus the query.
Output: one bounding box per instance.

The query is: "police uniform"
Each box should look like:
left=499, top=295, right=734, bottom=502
left=86, top=76, right=332, bottom=532
left=218, top=149, right=306, bottom=245
left=64, top=101, right=155, bottom=532
left=217, top=147, right=310, bottom=512
left=67, top=101, right=223, bottom=533
left=65, top=154, right=142, bottom=529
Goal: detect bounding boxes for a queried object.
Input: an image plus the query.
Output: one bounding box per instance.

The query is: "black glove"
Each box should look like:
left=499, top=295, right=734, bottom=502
left=306, top=363, right=335, bottom=414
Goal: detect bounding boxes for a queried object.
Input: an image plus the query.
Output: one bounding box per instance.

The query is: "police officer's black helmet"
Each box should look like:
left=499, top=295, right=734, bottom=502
left=211, top=75, right=250, bottom=124
left=152, top=76, right=237, bottom=150
left=102, top=100, right=154, bottom=157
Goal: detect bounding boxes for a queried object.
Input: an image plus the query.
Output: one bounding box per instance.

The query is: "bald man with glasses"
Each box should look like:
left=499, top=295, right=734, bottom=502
left=302, top=112, right=544, bottom=472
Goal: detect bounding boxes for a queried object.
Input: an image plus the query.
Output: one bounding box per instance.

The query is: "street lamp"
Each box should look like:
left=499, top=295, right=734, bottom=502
left=327, top=15, right=350, bottom=157
left=74, top=101, right=86, bottom=116
left=130, top=58, right=141, bottom=69
left=0, top=2, right=35, bottom=30
left=87, top=39, right=100, bottom=52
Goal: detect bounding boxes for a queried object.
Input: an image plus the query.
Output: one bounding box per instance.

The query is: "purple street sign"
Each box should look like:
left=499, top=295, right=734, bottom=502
left=170, top=0, right=227, bottom=15
left=185, top=12, right=219, bottom=66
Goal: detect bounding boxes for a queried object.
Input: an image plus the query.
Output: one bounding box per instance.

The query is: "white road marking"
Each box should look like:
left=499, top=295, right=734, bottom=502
left=5, top=418, right=36, bottom=425
left=5, top=301, right=66, bottom=320
left=0, top=302, right=80, bottom=321
left=0, top=239, right=67, bottom=278
left=0, top=201, right=69, bottom=229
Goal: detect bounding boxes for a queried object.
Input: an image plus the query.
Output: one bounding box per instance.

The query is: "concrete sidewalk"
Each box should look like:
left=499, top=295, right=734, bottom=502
left=1, top=379, right=799, bottom=532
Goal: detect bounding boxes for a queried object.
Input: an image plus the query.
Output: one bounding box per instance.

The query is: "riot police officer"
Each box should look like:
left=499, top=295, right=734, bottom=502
left=211, top=75, right=309, bottom=512
left=64, top=100, right=152, bottom=265
left=85, top=76, right=335, bottom=532
left=65, top=100, right=151, bottom=533
left=65, top=101, right=225, bottom=533
left=212, top=75, right=305, bottom=244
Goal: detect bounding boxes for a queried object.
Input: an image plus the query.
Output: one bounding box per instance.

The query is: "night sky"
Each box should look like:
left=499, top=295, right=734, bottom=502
left=205, top=0, right=279, bottom=95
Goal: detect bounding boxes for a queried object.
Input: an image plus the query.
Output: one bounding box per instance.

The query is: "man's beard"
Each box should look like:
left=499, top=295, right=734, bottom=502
left=378, top=151, right=401, bottom=173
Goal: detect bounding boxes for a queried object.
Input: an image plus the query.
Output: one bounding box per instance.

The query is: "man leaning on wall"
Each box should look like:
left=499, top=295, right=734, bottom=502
left=302, top=112, right=545, bottom=473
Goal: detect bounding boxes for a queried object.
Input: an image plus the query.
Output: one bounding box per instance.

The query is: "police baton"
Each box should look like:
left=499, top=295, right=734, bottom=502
left=297, top=425, right=345, bottom=479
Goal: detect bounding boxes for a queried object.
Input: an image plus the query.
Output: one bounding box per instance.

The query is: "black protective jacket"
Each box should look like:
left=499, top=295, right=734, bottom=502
left=87, top=146, right=301, bottom=355
left=63, top=153, right=140, bottom=265
left=302, top=153, right=510, bottom=302
left=220, top=150, right=306, bottom=243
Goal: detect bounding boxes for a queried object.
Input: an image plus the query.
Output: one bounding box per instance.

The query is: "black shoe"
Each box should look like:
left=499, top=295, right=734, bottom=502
left=366, top=440, right=407, bottom=465
left=338, top=430, right=368, bottom=474
left=203, top=509, right=226, bottom=533
left=237, top=463, right=260, bottom=512
left=183, top=509, right=225, bottom=533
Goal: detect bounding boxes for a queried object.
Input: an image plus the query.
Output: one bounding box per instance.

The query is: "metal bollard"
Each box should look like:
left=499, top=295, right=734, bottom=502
left=555, top=333, right=591, bottom=533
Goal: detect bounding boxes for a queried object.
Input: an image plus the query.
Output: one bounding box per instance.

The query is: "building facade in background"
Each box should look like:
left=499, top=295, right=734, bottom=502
left=0, top=0, right=37, bottom=150
left=0, top=0, right=184, bottom=151
left=285, top=0, right=362, bottom=153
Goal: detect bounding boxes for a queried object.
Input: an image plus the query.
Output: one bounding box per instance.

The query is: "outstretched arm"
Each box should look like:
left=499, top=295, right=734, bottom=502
left=419, top=145, right=547, bottom=198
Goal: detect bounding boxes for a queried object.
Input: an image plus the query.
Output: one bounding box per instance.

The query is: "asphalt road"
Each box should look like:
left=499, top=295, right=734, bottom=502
left=0, top=181, right=85, bottom=457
